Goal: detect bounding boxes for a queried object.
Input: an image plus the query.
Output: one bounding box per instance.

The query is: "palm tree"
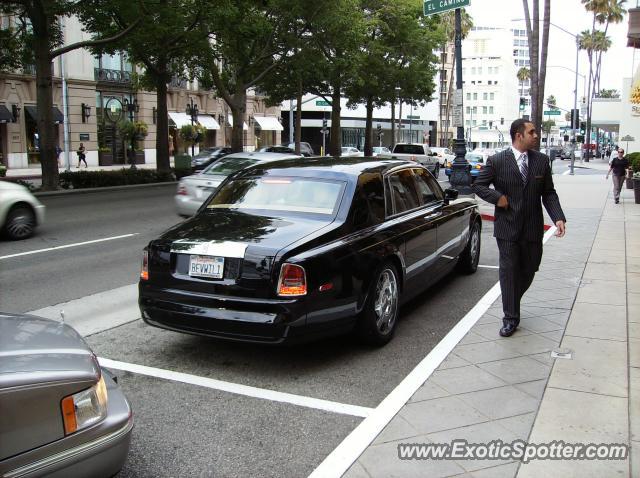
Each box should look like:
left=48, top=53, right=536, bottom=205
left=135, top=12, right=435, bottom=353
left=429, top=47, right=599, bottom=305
left=593, top=0, right=626, bottom=92
left=440, top=9, right=472, bottom=147
left=517, top=67, right=530, bottom=98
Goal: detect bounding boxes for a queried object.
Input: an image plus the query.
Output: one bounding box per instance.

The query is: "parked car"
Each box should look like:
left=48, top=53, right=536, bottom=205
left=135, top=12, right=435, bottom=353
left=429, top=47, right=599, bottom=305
left=445, top=152, right=487, bottom=181
left=341, top=146, right=363, bottom=157
left=141, top=157, right=481, bottom=346
left=377, top=143, right=439, bottom=177
left=0, top=181, right=45, bottom=240
left=560, top=146, right=581, bottom=160
left=430, top=147, right=455, bottom=167
left=257, top=145, right=295, bottom=154
left=281, top=142, right=314, bottom=156
left=191, top=147, right=232, bottom=172
left=175, top=152, right=300, bottom=216
left=372, top=146, right=391, bottom=157
left=0, top=312, right=133, bottom=477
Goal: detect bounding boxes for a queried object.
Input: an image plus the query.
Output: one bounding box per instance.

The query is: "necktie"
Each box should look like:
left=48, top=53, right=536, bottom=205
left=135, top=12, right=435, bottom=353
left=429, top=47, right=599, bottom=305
left=519, top=153, right=528, bottom=183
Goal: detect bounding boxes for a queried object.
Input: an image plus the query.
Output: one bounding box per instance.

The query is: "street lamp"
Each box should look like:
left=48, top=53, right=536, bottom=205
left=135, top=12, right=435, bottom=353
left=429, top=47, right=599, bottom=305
left=123, top=97, right=139, bottom=169
left=185, top=98, right=199, bottom=158
left=395, top=86, right=401, bottom=144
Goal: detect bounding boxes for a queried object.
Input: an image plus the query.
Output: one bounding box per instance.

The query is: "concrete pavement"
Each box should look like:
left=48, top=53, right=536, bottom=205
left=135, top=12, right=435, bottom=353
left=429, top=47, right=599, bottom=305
left=336, top=157, right=638, bottom=478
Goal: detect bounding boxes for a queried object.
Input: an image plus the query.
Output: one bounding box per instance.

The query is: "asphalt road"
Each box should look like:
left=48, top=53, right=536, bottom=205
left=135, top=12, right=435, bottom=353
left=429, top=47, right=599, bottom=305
left=1, top=180, right=503, bottom=477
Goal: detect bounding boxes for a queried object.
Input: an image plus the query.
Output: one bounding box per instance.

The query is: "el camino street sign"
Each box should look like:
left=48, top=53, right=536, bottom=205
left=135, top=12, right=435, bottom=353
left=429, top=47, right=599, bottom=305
left=424, top=0, right=470, bottom=15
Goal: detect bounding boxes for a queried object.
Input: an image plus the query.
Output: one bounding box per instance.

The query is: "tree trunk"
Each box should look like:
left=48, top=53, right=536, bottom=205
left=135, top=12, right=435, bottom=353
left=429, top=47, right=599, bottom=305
left=155, top=75, right=171, bottom=173
left=364, top=95, right=373, bottom=156
left=439, top=46, right=446, bottom=147
left=329, top=81, right=341, bottom=156
left=33, top=9, right=58, bottom=191
left=536, top=0, right=551, bottom=149
left=295, top=83, right=302, bottom=154
left=390, top=101, right=395, bottom=150
left=585, top=49, right=593, bottom=161
left=230, top=86, right=247, bottom=153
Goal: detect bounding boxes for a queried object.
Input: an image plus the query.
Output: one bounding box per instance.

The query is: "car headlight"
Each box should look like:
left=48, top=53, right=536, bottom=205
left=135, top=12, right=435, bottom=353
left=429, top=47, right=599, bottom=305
left=61, top=375, right=108, bottom=435
left=446, top=161, right=452, bottom=168
left=475, top=164, right=483, bottom=169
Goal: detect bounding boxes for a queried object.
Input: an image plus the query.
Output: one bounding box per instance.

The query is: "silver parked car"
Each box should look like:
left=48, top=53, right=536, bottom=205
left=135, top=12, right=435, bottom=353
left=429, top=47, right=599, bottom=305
left=175, top=152, right=300, bottom=216
left=0, top=181, right=45, bottom=240
left=0, top=312, right=133, bottom=478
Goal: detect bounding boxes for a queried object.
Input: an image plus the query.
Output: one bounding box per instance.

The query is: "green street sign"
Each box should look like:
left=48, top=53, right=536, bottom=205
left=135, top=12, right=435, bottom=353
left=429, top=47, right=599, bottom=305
left=407, top=115, right=420, bottom=119
left=423, top=0, right=470, bottom=16
left=544, top=110, right=561, bottom=115
left=316, top=100, right=330, bottom=107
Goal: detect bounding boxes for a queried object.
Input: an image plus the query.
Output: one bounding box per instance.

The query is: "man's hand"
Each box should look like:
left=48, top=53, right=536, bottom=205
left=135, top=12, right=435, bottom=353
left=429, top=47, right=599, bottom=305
left=497, top=195, right=509, bottom=209
left=555, top=220, right=566, bottom=238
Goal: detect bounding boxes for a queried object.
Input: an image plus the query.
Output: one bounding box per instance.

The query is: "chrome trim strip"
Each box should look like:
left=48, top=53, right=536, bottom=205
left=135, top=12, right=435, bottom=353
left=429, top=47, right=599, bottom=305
left=4, top=418, right=133, bottom=478
left=170, top=240, right=248, bottom=258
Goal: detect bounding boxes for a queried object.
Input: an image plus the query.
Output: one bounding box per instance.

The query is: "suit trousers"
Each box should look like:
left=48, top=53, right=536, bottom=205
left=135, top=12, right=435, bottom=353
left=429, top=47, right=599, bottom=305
left=496, top=238, right=543, bottom=324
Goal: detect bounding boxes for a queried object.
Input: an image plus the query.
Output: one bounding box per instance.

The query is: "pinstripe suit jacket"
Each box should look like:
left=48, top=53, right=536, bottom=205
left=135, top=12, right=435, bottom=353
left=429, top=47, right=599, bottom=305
left=472, top=149, right=566, bottom=241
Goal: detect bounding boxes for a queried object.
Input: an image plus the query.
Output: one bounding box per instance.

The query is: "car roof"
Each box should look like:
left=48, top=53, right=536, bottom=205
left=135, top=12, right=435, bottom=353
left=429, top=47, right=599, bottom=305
left=234, top=156, right=417, bottom=181
left=221, top=152, right=301, bottom=161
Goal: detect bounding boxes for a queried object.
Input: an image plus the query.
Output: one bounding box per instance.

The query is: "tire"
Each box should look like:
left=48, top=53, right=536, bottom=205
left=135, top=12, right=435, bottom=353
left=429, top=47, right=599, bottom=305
left=457, top=219, right=481, bottom=274
left=356, top=262, right=400, bottom=346
left=4, top=205, right=36, bottom=240
left=433, top=163, right=440, bottom=178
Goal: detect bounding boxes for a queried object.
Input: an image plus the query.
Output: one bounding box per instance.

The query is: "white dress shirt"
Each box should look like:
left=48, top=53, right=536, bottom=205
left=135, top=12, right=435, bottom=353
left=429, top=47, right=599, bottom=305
left=511, top=146, right=528, bottom=171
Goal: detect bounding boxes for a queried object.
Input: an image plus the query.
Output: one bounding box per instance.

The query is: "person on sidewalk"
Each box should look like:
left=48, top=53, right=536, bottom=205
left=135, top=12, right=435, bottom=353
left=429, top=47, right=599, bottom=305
left=606, top=148, right=629, bottom=204
left=472, top=119, right=567, bottom=337
left=76, top=142, right=87, bottom=168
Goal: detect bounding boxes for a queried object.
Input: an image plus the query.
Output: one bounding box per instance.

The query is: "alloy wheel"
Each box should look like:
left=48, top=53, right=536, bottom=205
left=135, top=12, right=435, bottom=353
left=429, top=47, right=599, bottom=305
left=374, top=269, right=398, bottom=334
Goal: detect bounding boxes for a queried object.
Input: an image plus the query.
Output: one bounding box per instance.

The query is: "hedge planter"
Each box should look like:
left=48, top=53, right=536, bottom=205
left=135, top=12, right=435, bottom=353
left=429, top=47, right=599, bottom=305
left=98, top=151, right=114, bottom=166
left=627, top=171, right=634, bottom=189
left=634, top=178, right=640, bottom=204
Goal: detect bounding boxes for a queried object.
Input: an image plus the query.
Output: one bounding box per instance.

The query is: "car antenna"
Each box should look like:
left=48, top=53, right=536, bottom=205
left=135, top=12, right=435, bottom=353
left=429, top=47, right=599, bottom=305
left=59, top=309, right=65, bottom=324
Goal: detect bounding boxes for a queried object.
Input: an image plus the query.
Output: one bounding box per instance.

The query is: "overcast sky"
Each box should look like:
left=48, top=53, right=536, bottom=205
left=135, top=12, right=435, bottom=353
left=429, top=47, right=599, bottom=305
left=465, top=0, right=637, bottom=111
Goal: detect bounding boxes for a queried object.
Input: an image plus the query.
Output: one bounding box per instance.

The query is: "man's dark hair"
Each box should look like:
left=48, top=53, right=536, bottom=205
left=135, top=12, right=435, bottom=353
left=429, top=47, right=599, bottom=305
left=510, top=118, right=531, bottom=141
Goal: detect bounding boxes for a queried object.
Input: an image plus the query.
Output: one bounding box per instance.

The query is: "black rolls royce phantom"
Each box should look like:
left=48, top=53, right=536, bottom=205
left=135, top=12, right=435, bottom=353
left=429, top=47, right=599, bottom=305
left=139, top=157, right=481, bottom=346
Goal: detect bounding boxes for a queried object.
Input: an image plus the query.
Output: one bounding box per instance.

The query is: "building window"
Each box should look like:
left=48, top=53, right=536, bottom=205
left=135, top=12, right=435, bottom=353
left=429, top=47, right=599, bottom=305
left=483, top=93, right=488, bottom=100
left=467, top=92, right=471, bottom=100
left=490, top=93, right=495, bottom=100
left=489, top=106, right=494, bottom=114
left=478, top=67, right=483, bottom=74
left=472, top=120, right=477, bottom=126
left=488, top=80, right=492, bottom=85
left=471, top=67, right=476, bottom=74
left=482, top=106, right=487, bottom=114
left=473, top=106, right=477, bottom=114
left=466, top=106, right=471, bottom=114
left=466, top=120, right=470, bottom=126
left=473, top=93, right=478, bottom=100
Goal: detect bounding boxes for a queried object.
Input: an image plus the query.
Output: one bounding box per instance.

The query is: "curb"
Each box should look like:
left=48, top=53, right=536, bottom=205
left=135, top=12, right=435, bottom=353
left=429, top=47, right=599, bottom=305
left=33, top=181, right=178, bottom=197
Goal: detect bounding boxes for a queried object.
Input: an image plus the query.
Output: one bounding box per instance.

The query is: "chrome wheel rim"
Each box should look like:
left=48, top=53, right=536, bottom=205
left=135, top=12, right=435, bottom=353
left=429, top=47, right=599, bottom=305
left=7, top=210, right=34, bottom=239
left=470, top=225, right=480, bottom=266
left=374, top=269, right=398, bottom=334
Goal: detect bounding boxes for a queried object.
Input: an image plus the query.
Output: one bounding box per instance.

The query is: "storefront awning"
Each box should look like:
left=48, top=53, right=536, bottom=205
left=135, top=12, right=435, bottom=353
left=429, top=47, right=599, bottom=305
left=24, top=105, right=64, bottom=124
left=197, top=115, right=220, bottom=130
left=168, top=112, right=193, bottom=128
left=253, top=116, right=283, bottom=131
left=0, top=105, right=12, bottom=123
left=227, top=114, right=248, bottom=131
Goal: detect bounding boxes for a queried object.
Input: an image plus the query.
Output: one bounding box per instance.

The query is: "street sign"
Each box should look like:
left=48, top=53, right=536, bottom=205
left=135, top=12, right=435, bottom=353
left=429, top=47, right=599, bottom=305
left=424, top=0, right=470, bottom=15
left=544, top=110, right=561, bottom=115
left=407, top=115, right=420, bottom=119
left=316, top=100, right=330, bottom=107
left=452, top=105, right=463, bottom=127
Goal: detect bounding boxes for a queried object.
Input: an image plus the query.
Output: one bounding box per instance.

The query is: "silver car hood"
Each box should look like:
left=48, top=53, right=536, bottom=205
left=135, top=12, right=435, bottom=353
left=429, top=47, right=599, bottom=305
left=0, top=313, right=99, bottom=388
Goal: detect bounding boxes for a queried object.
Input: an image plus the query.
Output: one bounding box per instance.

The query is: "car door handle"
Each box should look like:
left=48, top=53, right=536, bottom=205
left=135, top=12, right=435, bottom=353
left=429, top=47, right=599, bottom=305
left=423, top=213, right=440, bottom=221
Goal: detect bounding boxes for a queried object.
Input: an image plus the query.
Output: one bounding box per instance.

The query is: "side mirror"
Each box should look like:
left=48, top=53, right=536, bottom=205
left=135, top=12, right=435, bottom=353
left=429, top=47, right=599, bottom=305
left=444, top=188, right=458, bottom=204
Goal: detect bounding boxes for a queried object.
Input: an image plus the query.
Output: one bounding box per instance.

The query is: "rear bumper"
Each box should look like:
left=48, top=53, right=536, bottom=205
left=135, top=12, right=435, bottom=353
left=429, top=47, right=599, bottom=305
left=139, top=285, right=354, bottom=344
left=174, top=195, right=204, bottom=217
left=1, top=369, right=133, bottom=478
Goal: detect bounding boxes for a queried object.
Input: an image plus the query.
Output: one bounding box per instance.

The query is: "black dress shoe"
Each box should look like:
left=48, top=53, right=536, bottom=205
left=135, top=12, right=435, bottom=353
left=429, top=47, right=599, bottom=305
left=499, top=322, right=517, bottom=337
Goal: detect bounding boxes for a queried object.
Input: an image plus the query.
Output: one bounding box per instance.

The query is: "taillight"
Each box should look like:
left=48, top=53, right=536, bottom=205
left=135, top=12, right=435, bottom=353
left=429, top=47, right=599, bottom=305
left=177, top=183, right=187, bottom=195
left=140, top=250, right=149, bottom=280
left=277, top=263, right=307, bottom=296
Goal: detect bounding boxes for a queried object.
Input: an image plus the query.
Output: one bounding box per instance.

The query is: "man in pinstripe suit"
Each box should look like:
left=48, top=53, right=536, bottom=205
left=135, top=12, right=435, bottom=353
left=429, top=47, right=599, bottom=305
left=472, top=119, right=566, bottom=337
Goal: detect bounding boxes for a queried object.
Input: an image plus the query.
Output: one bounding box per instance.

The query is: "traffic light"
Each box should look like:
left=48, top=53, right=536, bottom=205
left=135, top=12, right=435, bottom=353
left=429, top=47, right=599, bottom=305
left=501, top=117, right=504, bottom=125
left=579, top=121, right=586, bottom=135
left=519, top=97, right=526, bottom=111
left=376, top=123, right=383, bottom=140
left=322, top=118, right=328, bottom=128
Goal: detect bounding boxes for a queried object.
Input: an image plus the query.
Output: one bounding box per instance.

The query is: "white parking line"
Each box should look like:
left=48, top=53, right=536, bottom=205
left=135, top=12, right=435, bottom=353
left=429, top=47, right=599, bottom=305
left=98, top=357, right=373, bottom=418
left=0, top=233, right=139, bottom=260
left=309, top=226, right=558, bottom=478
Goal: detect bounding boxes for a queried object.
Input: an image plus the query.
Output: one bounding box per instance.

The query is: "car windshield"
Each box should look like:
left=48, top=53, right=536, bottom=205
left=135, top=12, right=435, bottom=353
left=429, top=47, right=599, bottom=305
left=393, top=144, right=424, bottom=154
left=206, top=177, right=345, bottom=215
left=466, top=153, right=484, bottom=162
left=201, top=157, right=260, bottom=177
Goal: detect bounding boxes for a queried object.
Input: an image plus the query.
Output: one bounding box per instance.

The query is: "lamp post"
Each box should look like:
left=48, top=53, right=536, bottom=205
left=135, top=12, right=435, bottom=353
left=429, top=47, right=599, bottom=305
left=123, top=97, right=139, bottom=169
left=449, top=8, right=472, bottom=194
left=185, top=98, right=199, bottom=158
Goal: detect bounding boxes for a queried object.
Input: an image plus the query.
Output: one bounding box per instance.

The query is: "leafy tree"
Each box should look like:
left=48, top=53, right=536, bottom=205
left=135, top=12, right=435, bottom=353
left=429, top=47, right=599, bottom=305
left=517, top=67, right=530, bottom=102
left=0, top=1, right=140, bottom=190
left=596, top=88, right=620, bottom=98
left=546, top=94, right=558, bottom=110
left=78, top=0, right=208, bottom=174
left=345, top=0, right=444, bottom=156
left=197, top=0, right=303, bottom=153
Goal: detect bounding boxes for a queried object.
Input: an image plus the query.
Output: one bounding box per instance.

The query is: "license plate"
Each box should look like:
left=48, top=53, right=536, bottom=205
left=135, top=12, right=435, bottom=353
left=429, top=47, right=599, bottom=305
left=189, top=255, right=224, bottom=278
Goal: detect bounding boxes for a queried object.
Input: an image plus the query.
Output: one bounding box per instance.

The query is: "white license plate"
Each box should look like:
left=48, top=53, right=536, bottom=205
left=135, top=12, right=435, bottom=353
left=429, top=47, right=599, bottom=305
left=189, top=255, right=224, bottom=278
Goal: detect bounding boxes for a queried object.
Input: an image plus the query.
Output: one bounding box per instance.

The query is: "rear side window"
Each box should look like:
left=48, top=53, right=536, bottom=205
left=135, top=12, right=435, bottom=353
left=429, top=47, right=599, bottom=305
left=392, top=144, right=425, bottom=155
left=387, top=169, right=420, bottom=214
left=413, top=168, right=444, bottom=203
left=350, top=173, right=385, bottom=228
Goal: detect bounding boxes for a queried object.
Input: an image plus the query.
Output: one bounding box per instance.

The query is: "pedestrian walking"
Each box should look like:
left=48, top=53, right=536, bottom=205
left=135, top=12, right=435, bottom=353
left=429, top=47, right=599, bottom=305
left=606, top=148, right=629, bottom=204
left=472, top=119, right=566, bottom=337
left=76, top=142, right=87, bottom=168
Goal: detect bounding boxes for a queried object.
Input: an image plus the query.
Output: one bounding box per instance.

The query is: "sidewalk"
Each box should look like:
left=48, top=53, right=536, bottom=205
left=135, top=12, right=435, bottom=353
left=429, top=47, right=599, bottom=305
left=343, top=166, right=638, bottom=477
